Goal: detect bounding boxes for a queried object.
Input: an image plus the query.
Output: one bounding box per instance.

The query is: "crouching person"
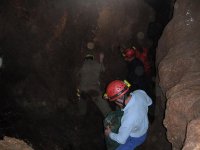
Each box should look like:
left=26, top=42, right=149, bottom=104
left=104, top=80, right=152, bottom=150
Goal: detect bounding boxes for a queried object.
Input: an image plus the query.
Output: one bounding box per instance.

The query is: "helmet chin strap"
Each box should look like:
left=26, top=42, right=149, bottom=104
left=123, top=96, right=126, bottom=107
left=116, top=95, right=127, bottom=108
left=123, top=94, right=129, bottom=107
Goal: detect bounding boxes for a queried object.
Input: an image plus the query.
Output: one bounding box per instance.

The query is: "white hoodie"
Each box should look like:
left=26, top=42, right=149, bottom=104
left=109, top=90, right=152, bottom=144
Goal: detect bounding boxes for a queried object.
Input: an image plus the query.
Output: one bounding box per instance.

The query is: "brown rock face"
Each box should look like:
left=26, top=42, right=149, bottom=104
left=157, top=0, right=200, bottom=149
left=94, top=0, right=154, bottom=47
left=0, top=137, right=33, bottom=150
left=182, top=119, right=200, bottom=150
left=0, top=0, right=155, bottom=149
left=0, top=0, right=154, bottom=114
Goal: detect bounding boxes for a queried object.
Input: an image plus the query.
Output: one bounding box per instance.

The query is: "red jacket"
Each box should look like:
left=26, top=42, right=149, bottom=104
left=135, top=48, right=151, bottom=76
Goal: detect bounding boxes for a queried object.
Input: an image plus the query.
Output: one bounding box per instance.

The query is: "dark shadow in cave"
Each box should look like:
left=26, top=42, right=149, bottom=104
left=0, top=0, right=173, bottom=149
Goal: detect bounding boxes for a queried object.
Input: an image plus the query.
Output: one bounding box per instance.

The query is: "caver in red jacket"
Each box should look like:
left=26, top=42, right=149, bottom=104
left=123, top=47, right=151, bottom=76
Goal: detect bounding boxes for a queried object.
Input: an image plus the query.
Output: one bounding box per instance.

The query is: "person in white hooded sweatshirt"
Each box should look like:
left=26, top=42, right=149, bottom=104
left=104, top=80, right=152, bottom=150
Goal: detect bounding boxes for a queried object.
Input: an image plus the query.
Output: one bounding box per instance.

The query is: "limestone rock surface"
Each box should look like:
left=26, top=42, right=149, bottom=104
left=0, top=136, right=33, bottom=150
left=157, top=0, right=200, bottom=149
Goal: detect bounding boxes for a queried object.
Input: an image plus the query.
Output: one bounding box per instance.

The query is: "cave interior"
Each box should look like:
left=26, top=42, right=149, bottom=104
left=0, top=0, right=175, bottom=149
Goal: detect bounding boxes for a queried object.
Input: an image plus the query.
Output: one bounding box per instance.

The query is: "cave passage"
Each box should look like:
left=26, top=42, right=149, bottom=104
left=0, top=0, right=173, bottom=149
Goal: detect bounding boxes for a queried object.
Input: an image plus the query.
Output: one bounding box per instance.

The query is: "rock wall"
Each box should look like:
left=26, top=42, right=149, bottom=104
left=0, top=137, right=33, bottom=150
left=93, top=0, right=154, bottom=48
left=0, top=0, right=154, bottom=114
left=0, top=1, right=155, bottom=149
left=157, top=0, right=200, bottom=149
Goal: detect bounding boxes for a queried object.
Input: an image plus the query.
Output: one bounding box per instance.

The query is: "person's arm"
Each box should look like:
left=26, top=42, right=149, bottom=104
left=143, top=48, right=148, bottom=56
left=109, top=125, right=132, bottom=144
left=109, top=112, right=139, bottom=144
left=109, top=107, right=143, bottom=144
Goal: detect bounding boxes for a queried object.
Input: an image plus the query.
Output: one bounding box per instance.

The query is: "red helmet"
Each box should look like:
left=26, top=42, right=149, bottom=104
left=123, top=48, right=135, bottom=59
left=105, top=80, right=129, bottom=101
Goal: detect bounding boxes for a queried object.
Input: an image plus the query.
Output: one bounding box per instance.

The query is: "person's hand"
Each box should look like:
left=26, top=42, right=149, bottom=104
left=104, top=126, right=111, bottom=137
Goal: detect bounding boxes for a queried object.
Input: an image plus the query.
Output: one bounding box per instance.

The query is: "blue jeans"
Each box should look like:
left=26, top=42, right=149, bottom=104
left=116, top=133, right=147, bottom=150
